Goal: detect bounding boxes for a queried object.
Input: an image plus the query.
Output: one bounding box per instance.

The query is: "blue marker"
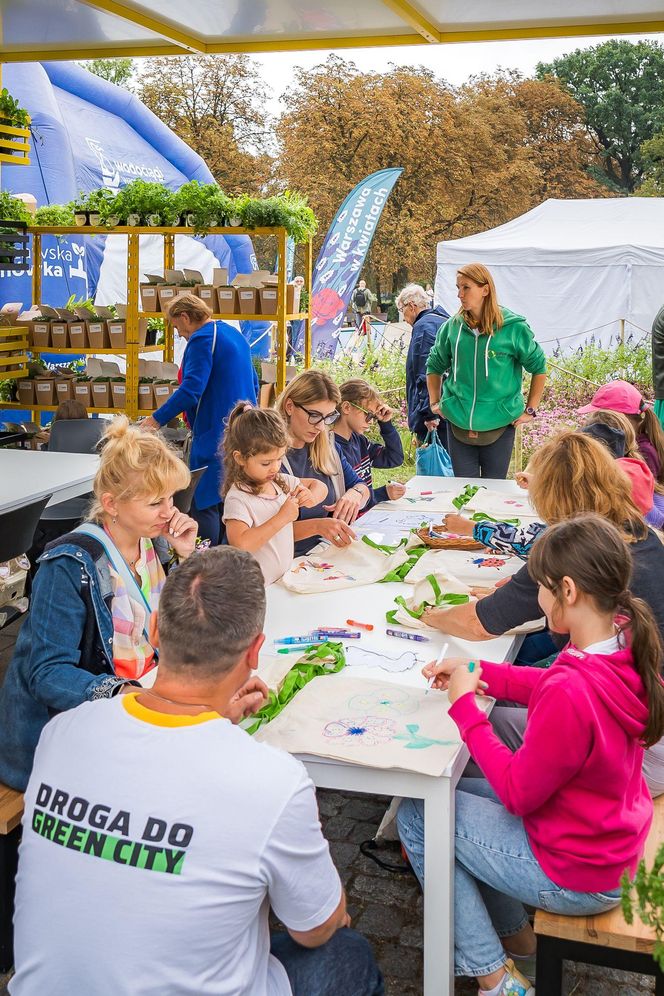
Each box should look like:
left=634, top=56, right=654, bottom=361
left=386, top=629, right=430, bottom=643
left=275, top=635, right=316, bottom=645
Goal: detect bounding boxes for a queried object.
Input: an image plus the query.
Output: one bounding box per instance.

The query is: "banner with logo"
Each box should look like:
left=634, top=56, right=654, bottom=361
left=310, top=168, right=403, bottom=356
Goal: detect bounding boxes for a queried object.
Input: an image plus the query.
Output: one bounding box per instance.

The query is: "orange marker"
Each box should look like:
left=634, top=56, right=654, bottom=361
left=347, top=619, right=373, bottom=631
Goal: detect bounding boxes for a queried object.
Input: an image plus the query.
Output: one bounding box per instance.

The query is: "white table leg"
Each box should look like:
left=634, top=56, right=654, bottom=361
left=423, top=775, right=455, bottom=996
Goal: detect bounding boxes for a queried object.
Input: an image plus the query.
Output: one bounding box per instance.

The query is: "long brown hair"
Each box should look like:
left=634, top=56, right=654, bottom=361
left=222, top=402, right=289, bottom=497
left=528, top=514, right=664, bottom=748
left=632, top=407, right=664, bottom=487
left=456, top=263, right=503, bottom=336
left=276, top=370, right=341, bottom=475
left=527, top=431, right=646, bottom=542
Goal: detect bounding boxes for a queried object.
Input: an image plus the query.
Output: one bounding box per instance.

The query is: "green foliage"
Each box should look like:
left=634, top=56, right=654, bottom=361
left=236, top=191, right=317, bottom=243
left=0, top=191, right=31, bottom=224
left=64, top=294, right=96, bottom=314
left=34, top=203, right=75, bottom=226
left=110, top=181, right=178, bottom=225
left=80, top=58, right=135, bottom=89
left=621, top=842, right=664, bottom=971
left=537, top=40, right=664, bottom=192
left=0, top=87, right=30, bottom=128
left=638, top=131, right=664, bottom=196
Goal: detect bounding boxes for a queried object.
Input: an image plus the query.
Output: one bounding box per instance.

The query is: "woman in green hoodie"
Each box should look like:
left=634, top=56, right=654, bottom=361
left=426, top=263, right=547, bottom=478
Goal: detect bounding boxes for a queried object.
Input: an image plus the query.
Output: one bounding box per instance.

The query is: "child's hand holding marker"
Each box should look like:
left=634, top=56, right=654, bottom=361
left=386, top=480, right=407, bottom=500
left=422, top=657, right=488, bottom=702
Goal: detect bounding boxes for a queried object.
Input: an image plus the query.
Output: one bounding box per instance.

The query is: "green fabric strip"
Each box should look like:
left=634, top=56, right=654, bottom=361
left=245, top=642, right=345, bottom=736
left=470, top=511, right=521, bottom=525
left=360, top=533, right=429, bottom=583
left=452, top=484, right=485, bottom=510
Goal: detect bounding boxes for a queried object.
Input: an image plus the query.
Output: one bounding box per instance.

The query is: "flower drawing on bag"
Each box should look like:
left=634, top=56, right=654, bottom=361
left=347, top=688, right=418, bottom=717
left=393, top=723, right=458, bottom=750
left=323, top=716, right=397, bottom=745
left=472, top=556, right=509, bottom=569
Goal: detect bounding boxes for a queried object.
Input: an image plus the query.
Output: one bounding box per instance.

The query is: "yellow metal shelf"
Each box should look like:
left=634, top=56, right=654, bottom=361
left=29, top=225, right=293, bottom=237
left=0, top=401, right=158, bottom=416
left=0, top=119, right=31, bottom=166
left=27, top=345, right=165, bottom=355
left=139, top=312, right=307, bottom=322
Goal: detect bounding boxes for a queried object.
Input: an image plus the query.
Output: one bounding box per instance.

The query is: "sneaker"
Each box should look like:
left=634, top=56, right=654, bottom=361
left=505, top=951, right=536, bottom=984
left=495, top=960, right=535, bottom=995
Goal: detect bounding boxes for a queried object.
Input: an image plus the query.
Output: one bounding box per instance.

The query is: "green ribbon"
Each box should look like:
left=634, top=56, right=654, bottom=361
left=244, top=641, right=345, bottom=736
left=470, top=511, right=521, bottom=525
left=360, top=533, right=429, bottom=583
left=385, top=573, right=470, bottom=622
left=452, top=484, right=485, bottom=510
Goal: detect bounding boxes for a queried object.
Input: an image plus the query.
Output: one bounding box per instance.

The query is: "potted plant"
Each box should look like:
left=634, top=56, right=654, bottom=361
left=34, top=203, right=75, bottom=226
left=72, top=195, right=88, bottom=227
left=113, top=180, right=176, bottom=226
left=0, top=190, right=31, bottom=224
left=0, top=88, right=30, bottom=129
left=173, top=181, right=225, bottom=232
left=621, top=844, right=664, bottom=969
left=81, top=189, right=117, bottom=227
left=228, top=193, right=250, bottom=228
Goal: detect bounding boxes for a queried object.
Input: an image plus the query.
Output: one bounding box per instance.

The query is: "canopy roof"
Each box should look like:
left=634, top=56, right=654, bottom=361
left=1, top=0, right=663, bottom=62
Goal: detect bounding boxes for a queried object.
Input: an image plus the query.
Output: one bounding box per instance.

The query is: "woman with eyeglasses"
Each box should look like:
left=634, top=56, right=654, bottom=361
left=277, top=371, right=371, bottom=554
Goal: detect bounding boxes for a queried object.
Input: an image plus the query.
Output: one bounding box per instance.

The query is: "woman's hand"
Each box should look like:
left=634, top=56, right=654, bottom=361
left=141, top=416, right=160, bottom=432
left=442, top=513, right=474, bottom=536
left=226, top=676, right=269, bottom=724
left=317, top=518, right=357, bottom=548
left=447, top=663, right=484, bottom=705
left=424, top=418, right=440, bottom=432
left=515, top=470, right=531, bottom=490
left=163, top=509, right=198, bottom=559
left=386, top=481, right=407, bottom=500
left=324, top=488, right=364, bottom=524
left=512, top=413, right=534, bottom=427
left=290, top=484, right=317, bottom=509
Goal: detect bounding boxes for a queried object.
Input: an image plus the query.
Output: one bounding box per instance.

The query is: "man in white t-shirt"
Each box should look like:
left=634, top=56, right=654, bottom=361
left=11, top=547, right=384, bottom=996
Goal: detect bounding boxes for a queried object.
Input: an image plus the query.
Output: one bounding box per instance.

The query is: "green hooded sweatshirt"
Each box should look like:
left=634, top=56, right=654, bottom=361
left=426, top=307, right=546, bottom=432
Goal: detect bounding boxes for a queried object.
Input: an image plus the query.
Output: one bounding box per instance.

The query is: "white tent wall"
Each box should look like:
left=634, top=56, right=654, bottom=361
left=435, top=199, right=664, bottom=356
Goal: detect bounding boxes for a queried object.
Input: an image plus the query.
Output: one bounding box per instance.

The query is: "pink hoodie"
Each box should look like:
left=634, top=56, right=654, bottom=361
left=449, top=647, right=652, bottom=891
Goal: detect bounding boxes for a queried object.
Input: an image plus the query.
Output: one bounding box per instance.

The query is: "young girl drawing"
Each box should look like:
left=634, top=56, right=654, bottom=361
left=399, top=514, right=664, bottom=996
left=222, top=404, right=327, bottom=585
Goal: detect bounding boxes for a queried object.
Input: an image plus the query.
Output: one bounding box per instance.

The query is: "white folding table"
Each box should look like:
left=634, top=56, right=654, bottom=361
left=0, top=450, right=100, bottom=515
left=261, top=476, right=527, bottom=995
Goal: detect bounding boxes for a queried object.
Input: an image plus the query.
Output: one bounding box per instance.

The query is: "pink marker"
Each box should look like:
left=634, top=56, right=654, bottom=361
left=420, top=490, right=433, bottom=495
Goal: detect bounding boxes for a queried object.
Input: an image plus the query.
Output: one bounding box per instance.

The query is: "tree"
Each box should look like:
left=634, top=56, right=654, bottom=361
left=638, top=132, right=664, bottom=195
left=80, top=58, right=135, bottom=88
left=537, top=40, right=664, bottom=192
left=137, top=55, right=273, bottom=195
left=276, top=57, right=608, bottom=295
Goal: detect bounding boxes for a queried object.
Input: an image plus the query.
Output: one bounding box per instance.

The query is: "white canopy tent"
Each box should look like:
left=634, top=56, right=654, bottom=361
left=435, top=198, right=664, bottom=355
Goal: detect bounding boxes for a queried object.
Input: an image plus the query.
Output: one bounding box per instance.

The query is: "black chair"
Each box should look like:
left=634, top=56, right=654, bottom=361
left=0, top=495, right=53, bottom=630
left=41, top=419, right=105, bottom=523
left=173, top=466, right=207, bottom=514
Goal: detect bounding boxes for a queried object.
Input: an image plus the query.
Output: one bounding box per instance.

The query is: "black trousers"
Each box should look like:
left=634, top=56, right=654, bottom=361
left=446, top=425, right=516, bottom=479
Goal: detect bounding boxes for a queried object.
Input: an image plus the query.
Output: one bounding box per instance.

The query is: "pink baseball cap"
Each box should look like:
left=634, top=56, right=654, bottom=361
left=577, top=380, right=645, bottom=415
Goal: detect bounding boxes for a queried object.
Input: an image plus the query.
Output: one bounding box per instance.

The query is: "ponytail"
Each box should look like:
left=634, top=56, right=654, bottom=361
left=222, top=402, right=289, bottom=497
left=620, top=592, right=664, bottom=748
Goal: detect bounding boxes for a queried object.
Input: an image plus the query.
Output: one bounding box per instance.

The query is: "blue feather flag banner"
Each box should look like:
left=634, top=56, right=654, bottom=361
left=310, top=168, right=403, bottom=357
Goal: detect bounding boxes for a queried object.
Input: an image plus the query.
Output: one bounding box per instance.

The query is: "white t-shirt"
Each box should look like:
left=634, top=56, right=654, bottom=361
left=11, top=694, right=341, bottom=996
left=223, top=474, right=300, bottom=585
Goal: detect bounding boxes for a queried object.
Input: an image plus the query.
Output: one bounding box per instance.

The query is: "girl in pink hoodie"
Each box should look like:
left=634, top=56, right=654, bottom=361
left=398, top=514, right=664, bottom=996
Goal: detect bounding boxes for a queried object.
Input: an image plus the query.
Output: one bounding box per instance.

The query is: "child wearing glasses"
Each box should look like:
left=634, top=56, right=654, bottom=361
left=277, top=371, right=371, bottom=555
left=334, top=379, right=406, bottom=510
left=222, top=403, right=327, bottom=584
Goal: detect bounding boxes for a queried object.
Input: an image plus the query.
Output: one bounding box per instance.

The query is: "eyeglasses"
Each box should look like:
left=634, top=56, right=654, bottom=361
left=294, top=403, right=340, bottom=426
left=351, top=402, right=378, bottom=423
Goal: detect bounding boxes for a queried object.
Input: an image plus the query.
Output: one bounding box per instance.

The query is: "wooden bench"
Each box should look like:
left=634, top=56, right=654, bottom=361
left=535, top=794, right=664, bottom=995
left=0, top=783, right=24, bottom=973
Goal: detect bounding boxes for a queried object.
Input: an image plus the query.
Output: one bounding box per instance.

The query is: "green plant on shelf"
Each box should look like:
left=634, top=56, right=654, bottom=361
left=64, top=294, right=96, bottom=314
left=34, top=203, right=75, bottom=226
left=173, top=181, right=228, bottom=233
left=0, top=377, right=18, bottom=403
left=0, top=88, right=30, bottom=129
left=113, top=180, right=178, bottom=226
left=0, top=190, right=31, bottom=224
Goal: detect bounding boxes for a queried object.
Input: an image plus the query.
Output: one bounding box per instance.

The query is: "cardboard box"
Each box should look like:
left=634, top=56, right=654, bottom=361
left=30, top=322, right=51, bottom=348
left=212, top=268, right=229, bottom=287
left=110, top=381, right=126, bottom=409
left=107, top=320, right=126, bottom=349
left=140, top=284, right=161, bottom=313
left=258, top=287, right=278, bottom=316
left=236, top=288, right=258, bottom=315
left=68, top=322, right=87, bottom=350
left=152, top=383, right=172, bottom=407
left=73, top=382, right=92, bottom=406
left=34, top=377, right=55, bottom=406
left=261, top=361, right=297, bottom=386
left=157, top=286, right=179, bottom=313
left=91, top=382, right=111, bottom=408
left=87, top=321, right=110, bottom=349
left=287, top=282, right=302, bottom=315
left=215, top=287, right=237, bottom=314
left=138, top=383, right=155, bottom=411
left=196, top=286, right=217, bottom=311
left=50, top=322, right=69, bottom=349
left=54, top=378, right=73, bottom=403
left=17, top=379, right=35, bottom=406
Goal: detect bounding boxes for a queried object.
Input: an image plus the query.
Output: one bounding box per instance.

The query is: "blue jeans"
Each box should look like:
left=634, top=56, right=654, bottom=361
left=191, top=499, right=223, bottom=546
left=397, top=778, right=621, bottom=978
left=270, top=928, right=384, bottom=996
left=446, top=425, right=516, bottom=478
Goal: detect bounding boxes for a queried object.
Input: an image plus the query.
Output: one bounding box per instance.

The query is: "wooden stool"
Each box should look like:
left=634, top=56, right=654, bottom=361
left=535, top=795, right=664, bottom=994
left=0, top=783, right=24, bottom=972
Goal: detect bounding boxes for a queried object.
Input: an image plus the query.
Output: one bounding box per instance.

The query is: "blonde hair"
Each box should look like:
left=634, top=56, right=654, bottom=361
left=276, top=370, right=340, bottom=475
left=165, top=292, right=213, bottom=324
left=89, top=416, right=190, bottom=522
left=339, top=378, right=381, bottom=410
left=527, top=430, right=645, bottom=542
left=456, top=263, right=503, bottom=335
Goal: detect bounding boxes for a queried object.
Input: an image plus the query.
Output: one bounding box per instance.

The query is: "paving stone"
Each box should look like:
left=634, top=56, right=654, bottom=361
left=349, top=873, right=420, bottom=909
left=316, top=789, right=346, bottom=817
left=375, top=940, right=422, bottom=981
left=341, top=796, right=389, bottom=822
left=355, top=902, right=408, bottom=939
left=400, top=922, right=423, bottom=950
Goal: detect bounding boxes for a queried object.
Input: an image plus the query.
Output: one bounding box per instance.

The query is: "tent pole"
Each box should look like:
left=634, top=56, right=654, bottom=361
left=620, top=318, right=625, bottom=346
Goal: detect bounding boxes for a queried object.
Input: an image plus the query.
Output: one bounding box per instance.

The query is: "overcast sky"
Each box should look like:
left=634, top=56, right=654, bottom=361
left=252, top=32, right=664, bottom=114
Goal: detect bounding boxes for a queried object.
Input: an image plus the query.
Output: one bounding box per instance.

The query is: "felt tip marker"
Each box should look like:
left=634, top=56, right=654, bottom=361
left=277, top=644, right=319, bottom=655
left=426, top=641, right=449, bottom=695
left=386, top=629, right=430, bottom=643
left=314, top=630, right=361, bottom=640
left=347, top=620, right=373, bottom=631
left=274, top=635, right=316, bottom=645
left=468, top=661, right=476, bottom=673
left=420, top=490, right=433, bottom=495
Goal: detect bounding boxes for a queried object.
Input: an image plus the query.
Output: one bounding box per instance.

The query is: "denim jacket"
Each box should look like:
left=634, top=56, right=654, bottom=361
left=0, top=533, right=134, bottom=791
